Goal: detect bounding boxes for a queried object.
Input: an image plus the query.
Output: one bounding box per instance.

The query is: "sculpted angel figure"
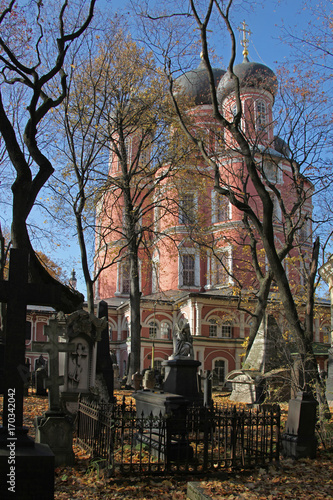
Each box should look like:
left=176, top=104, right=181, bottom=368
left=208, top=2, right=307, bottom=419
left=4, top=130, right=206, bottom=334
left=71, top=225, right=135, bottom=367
left=173, top=321, right=194, bottom=358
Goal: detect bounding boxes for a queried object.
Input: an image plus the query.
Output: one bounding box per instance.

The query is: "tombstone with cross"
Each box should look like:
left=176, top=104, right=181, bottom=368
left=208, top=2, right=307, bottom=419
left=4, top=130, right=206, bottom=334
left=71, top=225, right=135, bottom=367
left=60, top=308, right=107, bottom=413
left=32, top=318, right=76, bottom=413
left=0, top=248, right=82, bottom=499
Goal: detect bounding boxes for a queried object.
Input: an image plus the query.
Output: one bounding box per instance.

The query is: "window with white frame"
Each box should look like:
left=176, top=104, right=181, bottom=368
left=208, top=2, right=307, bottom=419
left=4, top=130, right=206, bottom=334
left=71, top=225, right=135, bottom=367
left=125, top=137, right=132, bottom=162
left=221, top=321, right=232, bottom=338
left=212, top=192, right=230, bottom=223
left=272, top=196, right=282, bottom=223
left=209, top=319, right=218, bottom=337
left=152, top=251, right=160, bottom=294
left=208, top=317, right=233, bottom=338
left=256, top=100, right=267, bottom=131
left=322, top=325, right=330, bottom=344
left=161, top=321, right=171, bottom=339
left=121, top=259, right=130, bottom=294
left=149, top=321, right=158, bottom=339
left=211, top=250, right=231, bottom=287
left=179, top=193, right=196, bottom=225
left=182, top=254, right=195, bottom=286
left=299, top=217, right=311, bottom=243
left=263, top=161, right=277, bottom=183
left=213, top=359, right=226, bottom=385
left=179, top=247, right=199, bottom=288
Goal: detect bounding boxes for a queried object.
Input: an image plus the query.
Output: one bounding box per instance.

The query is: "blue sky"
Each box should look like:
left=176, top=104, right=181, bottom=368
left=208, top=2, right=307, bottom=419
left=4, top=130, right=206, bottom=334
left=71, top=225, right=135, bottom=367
left=102, top=0, right=314, bottom=70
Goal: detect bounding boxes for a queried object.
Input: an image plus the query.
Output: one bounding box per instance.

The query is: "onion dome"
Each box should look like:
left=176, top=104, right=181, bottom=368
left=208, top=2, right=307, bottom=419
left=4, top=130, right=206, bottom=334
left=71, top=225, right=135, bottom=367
left=217, top=56, right=278, bottom=104
left=273, top=136, right=290, bottom=158
left=176, top=59, right=225, bottom=105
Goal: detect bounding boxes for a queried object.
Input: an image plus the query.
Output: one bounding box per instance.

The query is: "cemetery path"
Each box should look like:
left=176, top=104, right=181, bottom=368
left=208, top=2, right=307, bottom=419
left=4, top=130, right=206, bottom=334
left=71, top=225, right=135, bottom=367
left=0, top=391, right=332, bottom=499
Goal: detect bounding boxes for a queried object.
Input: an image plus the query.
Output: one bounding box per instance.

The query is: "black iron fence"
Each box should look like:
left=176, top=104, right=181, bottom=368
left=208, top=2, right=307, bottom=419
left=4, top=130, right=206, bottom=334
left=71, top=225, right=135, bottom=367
left=76, top=396, right=280, bottom=475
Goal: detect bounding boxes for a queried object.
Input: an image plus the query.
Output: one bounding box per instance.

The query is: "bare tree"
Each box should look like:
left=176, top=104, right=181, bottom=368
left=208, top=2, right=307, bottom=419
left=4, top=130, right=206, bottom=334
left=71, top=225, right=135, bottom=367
left=141, top=0, right=331, bottom=417
left=0, top=0, right=96, bottom=312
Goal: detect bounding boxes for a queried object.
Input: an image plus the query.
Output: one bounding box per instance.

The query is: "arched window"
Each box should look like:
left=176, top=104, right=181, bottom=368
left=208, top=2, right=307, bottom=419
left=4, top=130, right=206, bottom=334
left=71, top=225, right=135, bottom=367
left=208, top=317, right=233, bottom=338
left=213, top=359, right=226, bottom=386
left=256, top=100, right=267, bottom=131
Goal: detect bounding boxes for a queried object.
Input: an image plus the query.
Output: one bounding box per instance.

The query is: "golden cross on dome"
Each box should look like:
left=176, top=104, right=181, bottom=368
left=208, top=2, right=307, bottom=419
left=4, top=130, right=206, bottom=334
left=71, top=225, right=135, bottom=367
left=238, top=20, right=252, bottom=60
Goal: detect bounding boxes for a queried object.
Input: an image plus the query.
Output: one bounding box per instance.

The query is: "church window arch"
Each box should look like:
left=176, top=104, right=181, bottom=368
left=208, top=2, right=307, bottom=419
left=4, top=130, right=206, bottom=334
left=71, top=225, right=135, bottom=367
left=256, top=100, right=267, bottom=131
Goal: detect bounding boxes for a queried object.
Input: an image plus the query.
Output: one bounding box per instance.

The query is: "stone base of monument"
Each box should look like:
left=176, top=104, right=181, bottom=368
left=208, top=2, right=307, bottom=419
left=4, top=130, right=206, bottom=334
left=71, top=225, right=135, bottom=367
left=162, top=358, right=202, bottom=405
left=281, top=433, right=317, bottom=459
left=34, top=412, right=74, bottom=467
left=134, top=390, right=193, bottom=461
left=0, top=428, right=54, bottom=500
left=281, top=391, right=318, bottom=459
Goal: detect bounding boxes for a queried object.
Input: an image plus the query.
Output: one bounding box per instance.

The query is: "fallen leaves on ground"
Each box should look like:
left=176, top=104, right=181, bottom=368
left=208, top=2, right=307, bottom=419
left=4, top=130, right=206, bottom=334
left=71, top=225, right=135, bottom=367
left=1, top=391, right=332, bottom=499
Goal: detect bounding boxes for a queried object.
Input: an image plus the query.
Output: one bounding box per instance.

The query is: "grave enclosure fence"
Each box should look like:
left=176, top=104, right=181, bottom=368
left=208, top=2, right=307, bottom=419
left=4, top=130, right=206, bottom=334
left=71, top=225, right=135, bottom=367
left=76, top=396, right=280, bottom=476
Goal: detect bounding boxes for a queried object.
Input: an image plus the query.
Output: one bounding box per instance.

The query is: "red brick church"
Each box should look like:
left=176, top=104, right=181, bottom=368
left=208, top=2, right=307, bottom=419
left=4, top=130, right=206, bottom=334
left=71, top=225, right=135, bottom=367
left=92, top=43, right=330, bottom=386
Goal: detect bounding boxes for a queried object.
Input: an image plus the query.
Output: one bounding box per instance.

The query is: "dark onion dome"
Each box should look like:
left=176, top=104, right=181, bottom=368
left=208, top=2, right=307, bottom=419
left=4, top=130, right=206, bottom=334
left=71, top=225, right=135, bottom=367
left=273, top=136, right=291, bottom=158
left=175, top=60, right=225, bottom=105
left=217, top=57, right=278, bottom=103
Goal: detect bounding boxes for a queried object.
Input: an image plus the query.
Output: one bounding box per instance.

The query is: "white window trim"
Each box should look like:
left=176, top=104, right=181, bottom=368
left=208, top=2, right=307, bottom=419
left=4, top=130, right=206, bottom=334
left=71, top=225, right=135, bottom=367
left=206, top=247, right=233, bottom=289
left=179, top=247, right=200, bottom=288
left=256, top=99, right=267, bottom=131
left=115, top=258, right=142, bottom=296
left=152, top=250, right=160, bottom=294
left=179, top=192, right=197, bottom=225
left=211, top=190, right=231, bottom=224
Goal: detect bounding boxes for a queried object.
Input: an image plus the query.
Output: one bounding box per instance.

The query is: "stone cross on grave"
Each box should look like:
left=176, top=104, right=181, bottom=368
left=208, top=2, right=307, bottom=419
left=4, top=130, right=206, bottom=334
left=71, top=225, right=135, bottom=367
left=32, top=319, right=75, bottom=413
left=0, top=248, right=62, bottom=438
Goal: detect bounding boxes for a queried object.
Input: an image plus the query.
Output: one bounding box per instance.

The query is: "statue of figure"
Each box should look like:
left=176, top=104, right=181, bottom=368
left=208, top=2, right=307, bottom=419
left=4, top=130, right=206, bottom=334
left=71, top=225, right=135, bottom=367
left=173, top=321, right=194, bottom=358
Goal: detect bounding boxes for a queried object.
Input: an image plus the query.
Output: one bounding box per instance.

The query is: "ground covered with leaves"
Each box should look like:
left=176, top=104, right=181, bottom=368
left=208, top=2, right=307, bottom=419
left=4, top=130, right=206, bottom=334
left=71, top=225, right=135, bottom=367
left=1, top=391, right=332, bottom=499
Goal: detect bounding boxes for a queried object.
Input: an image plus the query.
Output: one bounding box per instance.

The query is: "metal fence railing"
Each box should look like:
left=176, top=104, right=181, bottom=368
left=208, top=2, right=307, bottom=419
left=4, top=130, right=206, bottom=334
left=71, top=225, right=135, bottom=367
left=76, top=396, right=280, bottom=475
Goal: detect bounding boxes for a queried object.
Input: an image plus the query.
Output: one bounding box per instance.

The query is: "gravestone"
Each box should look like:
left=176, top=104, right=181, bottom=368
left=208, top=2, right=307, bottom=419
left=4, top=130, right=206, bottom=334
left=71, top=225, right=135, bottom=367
left=113, top=364, right=121, bottom=390
left=95, top=300, right=114, bottom=401
left=143, top=369, right=155, bottom=390
left=281, top=392, right=318, bottom=459
left=32, top=317, right=76, bottom=466
left=35, top=366, right=48, bottom=396
left=203, top=370, right=213, bottom=407
left=227, top=315, right=288, bottom=404
left=61, top=307, right=107, bottom=410
left=0, top=248, right=68, bottom=500
left=132, top=371, right=143, bottom=391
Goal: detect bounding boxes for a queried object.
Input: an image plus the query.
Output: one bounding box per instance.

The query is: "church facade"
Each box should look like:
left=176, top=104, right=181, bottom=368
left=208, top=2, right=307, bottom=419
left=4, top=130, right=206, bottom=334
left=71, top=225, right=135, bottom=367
left=94, top=45, right=331, bottom=386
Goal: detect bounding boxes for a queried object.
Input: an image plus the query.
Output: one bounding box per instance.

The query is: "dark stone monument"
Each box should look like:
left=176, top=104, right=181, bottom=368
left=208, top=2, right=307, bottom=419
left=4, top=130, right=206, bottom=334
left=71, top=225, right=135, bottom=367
left=35, top=366, right=48, bottom=396
left=162, top=320, right=202, bottom=405
left=134, top=320, right=201, bottom=460
left=134, top=390, right=193, bottom=460
left=0, top=249, right=63, bottom=500
left=96, top=300, right=115, bottom=402
left=281, top=392, right=318, bottom=459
